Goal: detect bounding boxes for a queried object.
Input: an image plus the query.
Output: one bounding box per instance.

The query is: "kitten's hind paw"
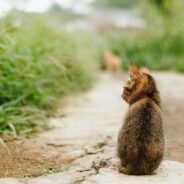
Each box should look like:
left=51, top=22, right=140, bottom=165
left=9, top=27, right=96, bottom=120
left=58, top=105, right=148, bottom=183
left=119, top=166, right=132, bottom=175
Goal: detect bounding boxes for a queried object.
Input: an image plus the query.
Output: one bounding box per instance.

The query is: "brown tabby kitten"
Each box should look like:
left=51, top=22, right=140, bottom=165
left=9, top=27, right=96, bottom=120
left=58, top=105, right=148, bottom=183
left=117, top=64, right=164, bottom=175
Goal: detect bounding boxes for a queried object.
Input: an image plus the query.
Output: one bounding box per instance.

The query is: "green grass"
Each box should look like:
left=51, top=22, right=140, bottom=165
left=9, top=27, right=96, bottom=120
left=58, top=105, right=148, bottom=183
left=39, top=164, right=72, bottom=176
left=0, top=14, right=97, bottom=136
left=98, top=0, right=184, bottom=72
left=101, top=23, right=184, bottom=72
left=92, top=0, right=139, bottom=8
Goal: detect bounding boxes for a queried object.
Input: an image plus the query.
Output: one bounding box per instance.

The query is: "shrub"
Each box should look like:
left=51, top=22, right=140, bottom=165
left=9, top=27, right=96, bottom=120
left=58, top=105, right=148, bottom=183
left=0, top=14, right=96, bottom=135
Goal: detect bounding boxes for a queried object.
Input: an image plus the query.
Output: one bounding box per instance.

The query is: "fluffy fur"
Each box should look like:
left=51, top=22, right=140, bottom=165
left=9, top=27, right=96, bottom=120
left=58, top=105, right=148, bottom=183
left=103, top=50, right=122, bottom=72
left=117, top=64, right=164, bottom=175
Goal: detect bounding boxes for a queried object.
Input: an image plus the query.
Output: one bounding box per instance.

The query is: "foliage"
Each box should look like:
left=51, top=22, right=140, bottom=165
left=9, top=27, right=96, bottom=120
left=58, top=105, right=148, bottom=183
left=99, top=0, right=184, bottom=72
left=47, top=3, right=84, bottom=22
left=148, top=0, right=177, bottom=15
left=0, top=13, right=97, bottom=136
left=92, top=0, right=138, bottom=8
left=103, top=25, right=184, bottom=71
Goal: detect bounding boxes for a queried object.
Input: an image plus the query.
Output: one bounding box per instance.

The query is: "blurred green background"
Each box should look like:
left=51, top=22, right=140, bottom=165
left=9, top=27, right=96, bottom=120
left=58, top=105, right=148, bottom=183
left=0, top=0, right=183, bottom=135
left=95, top=0, right=184, bottom=71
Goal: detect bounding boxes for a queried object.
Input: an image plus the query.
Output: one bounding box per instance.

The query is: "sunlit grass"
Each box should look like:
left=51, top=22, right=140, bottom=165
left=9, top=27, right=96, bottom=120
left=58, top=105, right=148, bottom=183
left=101, top=22, right=184, bottom=72
left=0, top=14, right=97, bottom=136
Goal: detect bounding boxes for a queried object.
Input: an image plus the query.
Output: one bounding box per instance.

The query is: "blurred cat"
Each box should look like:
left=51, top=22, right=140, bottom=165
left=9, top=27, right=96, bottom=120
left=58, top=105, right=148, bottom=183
left=103, top=50, right=122, bottom=72
left=117, top=64, right=164, bottom=175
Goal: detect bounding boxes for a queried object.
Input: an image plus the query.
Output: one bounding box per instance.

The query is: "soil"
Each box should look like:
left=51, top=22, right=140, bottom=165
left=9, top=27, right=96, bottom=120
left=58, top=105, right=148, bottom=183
left=0, top=135, right=74, bottom=178
left=0, top=72, right=183, bottom=180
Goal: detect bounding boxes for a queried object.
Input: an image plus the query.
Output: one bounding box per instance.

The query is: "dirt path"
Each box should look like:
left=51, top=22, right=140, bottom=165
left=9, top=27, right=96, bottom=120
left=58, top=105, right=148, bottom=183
left=0, top=72, right=184, bottom=184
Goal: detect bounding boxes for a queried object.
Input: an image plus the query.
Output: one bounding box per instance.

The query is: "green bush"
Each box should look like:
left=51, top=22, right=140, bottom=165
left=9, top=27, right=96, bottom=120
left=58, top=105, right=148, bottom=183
left=0, top=14, right=96, bottom=136
left=97, top=0, right=184, bottom=72
left=102, top=18, right=184, bottom=72
left=92, top=0, right=139, bottom=8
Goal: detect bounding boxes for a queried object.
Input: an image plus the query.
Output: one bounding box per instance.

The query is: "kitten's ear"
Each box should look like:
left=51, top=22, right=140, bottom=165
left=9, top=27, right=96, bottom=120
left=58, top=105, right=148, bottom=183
left=139, top=66, right=149, bottom=74
left=129, top=64, right=142, bottom=80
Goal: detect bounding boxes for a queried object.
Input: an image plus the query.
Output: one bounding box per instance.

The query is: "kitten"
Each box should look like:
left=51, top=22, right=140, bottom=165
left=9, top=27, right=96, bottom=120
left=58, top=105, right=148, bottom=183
left=103, top=50, right=122, bottom=72
left=117, top=64, right=164, bottom=175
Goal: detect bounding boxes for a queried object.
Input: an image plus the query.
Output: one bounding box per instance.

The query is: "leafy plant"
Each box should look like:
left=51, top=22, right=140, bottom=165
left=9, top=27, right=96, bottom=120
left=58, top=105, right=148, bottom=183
left=0, top=12, right=97, bottom=135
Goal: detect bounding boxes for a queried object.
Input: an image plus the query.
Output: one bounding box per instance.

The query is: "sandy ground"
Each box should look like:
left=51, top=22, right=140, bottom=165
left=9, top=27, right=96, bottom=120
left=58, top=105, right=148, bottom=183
left=0, top=72, right=184, bottom=183
left=38, top=72, right=184, bottom=163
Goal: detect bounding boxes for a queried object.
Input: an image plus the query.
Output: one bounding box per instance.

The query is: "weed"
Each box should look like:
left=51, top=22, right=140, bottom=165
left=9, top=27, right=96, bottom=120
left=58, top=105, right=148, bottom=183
left=0, top=13, right=97, bottom=135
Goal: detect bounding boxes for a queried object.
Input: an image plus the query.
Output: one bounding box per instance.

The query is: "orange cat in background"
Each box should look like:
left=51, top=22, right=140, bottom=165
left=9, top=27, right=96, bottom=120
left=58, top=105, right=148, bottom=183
left=103, top=50, right=122, bottom=72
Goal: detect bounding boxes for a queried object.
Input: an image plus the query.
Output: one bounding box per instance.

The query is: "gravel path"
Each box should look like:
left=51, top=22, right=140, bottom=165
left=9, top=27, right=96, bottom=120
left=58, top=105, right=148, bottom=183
left=1, top=72, right=184, bottom=184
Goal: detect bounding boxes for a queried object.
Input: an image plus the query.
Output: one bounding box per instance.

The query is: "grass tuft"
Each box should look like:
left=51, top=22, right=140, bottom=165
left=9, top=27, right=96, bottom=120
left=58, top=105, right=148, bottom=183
left=0, top=13, right=97, bottom=135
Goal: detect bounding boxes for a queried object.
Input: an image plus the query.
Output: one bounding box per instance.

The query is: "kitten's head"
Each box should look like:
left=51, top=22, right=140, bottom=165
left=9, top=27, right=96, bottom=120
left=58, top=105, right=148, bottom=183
left=122, top=64, right=159, bottom=104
